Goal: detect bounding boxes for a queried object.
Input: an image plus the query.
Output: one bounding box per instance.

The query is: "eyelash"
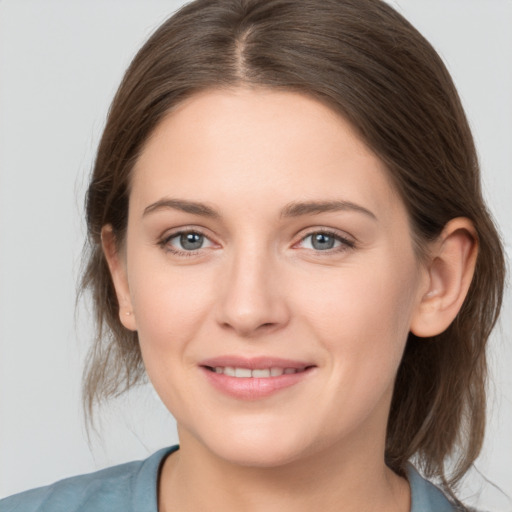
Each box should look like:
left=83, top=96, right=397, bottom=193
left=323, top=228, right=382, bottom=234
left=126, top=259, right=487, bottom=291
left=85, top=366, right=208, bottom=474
left=158, top=228, right=356, bottom=257
left=296, top=230, right=355, bottom=253
left=158, top=228, right=213, bottom=257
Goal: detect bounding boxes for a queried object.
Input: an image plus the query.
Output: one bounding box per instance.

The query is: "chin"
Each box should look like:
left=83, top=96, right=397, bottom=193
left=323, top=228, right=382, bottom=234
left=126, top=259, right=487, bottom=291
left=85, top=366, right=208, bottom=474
left=216, top=440, right=308, bottom=468
left=189, top=420, right=318, bottom=469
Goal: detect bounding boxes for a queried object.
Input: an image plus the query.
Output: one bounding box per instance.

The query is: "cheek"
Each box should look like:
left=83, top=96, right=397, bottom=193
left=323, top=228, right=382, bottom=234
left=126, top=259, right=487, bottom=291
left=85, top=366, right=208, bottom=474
left=127, top=256, right=215, bottom=362
left=295, top=253, right=420, bottom=378
left=127, top=266, right=217, bottom=414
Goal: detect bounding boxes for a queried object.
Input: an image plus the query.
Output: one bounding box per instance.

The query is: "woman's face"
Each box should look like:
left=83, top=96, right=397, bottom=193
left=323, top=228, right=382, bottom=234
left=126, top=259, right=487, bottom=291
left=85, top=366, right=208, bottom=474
left=113, top=88, right=429, bottom=467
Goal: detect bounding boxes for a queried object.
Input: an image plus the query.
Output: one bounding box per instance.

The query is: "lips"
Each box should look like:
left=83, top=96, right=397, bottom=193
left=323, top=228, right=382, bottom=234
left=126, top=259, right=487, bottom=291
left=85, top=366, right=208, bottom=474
left=208, top=366, right=304, bottom=378
left=199, top=356, right=316, bottom=399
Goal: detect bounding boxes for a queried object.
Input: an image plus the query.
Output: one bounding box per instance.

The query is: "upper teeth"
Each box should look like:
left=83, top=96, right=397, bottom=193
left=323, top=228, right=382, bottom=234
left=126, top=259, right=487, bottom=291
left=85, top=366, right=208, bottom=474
left=214, top=367, right=299, bottom=378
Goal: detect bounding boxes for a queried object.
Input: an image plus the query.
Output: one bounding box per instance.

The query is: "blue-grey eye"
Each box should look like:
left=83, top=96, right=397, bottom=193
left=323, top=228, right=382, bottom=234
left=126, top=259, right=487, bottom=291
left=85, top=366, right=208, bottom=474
left=164, top=231, right=213, bottom=252
left=311, top=233, right=336, bottom=250
left=178, top=232, right=204, bottom=250
left=300, top=232, right=349, bottom=251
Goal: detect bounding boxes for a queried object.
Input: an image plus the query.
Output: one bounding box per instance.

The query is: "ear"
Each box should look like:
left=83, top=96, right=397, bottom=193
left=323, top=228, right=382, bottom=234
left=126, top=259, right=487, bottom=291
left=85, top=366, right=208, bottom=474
left=410, top=218, right=478, bottom=338
left=101, top=225, right=137, bottom=331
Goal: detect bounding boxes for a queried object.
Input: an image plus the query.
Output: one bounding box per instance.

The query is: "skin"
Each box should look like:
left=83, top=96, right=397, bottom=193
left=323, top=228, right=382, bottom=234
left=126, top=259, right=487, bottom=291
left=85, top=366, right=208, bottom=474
left=103, top=88, right=478, bottom=511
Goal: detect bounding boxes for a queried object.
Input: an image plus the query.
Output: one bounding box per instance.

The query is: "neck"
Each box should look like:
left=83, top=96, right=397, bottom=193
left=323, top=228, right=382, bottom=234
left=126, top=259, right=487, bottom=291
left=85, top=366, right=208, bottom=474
left=158, top=430, right=410, bottom=512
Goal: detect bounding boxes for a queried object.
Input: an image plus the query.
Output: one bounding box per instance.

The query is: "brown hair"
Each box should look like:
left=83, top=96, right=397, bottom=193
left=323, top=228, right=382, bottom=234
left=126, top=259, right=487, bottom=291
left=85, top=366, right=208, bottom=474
left=81, top=0, right=505, bottom=501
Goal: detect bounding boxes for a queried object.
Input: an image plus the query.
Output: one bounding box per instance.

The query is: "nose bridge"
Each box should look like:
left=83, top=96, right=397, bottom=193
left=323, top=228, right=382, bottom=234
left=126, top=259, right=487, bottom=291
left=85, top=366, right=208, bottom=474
left=216, top=238, right=288, bottom=337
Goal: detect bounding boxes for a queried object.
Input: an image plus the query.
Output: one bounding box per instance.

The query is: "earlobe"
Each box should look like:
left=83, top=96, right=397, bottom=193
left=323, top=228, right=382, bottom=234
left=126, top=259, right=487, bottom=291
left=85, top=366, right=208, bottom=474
left=101, top=225, right=137, bottom=331
left=410, top=218, right=478, bottom=338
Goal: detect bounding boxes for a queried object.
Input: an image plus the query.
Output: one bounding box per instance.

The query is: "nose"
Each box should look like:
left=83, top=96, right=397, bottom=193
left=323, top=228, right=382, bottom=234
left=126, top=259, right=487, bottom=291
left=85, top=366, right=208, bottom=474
left=215, top=245, right=290, bottom=338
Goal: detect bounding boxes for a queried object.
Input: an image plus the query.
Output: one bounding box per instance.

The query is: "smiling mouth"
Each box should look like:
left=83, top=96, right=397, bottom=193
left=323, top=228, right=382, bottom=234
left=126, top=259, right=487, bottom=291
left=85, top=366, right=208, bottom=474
left=204, top=366, right=312, bottom=378
left=200, top=359, right=316, bottom=398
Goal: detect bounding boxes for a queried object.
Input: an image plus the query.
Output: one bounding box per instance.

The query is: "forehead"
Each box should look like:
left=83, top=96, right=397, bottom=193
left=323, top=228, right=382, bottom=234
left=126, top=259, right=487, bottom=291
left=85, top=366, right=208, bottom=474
left=131, top=87, right=402, bottom=219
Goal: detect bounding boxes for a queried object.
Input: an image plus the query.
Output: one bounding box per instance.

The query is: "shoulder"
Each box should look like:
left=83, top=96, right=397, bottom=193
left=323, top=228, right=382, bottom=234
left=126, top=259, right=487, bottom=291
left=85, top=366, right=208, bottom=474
left=407, top=464, right=458, bottom=512
left=0, top=446, right=177, bottom=512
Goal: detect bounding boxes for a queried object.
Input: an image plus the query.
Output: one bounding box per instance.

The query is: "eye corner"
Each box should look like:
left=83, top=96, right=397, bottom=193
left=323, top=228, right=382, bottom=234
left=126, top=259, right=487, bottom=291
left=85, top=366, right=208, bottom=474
left=157, top=227, right=219, bottom=257
left=294, top=229, right=356, bottom=254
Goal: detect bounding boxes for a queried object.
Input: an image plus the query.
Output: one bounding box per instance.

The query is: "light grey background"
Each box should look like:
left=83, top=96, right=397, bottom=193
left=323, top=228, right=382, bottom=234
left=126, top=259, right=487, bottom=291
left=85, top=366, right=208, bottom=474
left=0, top=1, right=511, bottom=509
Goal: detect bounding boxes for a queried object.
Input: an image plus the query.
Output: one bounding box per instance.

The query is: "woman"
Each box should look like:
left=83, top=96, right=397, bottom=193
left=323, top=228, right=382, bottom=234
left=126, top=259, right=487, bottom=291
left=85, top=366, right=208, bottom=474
left=1, top=0, right=506, bottom=510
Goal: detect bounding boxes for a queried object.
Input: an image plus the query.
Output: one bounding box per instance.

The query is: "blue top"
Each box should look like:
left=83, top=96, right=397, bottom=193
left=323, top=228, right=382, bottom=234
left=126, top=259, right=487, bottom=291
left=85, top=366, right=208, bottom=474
left=0, top=446, right=455, bottom=511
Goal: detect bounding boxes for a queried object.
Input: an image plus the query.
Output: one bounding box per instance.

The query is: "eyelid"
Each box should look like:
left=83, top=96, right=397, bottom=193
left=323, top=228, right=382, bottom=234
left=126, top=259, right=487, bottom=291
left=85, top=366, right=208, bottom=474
left=293, top=228, right=356, bottom=252
left=157, top=225, right=356, bottom=256
left=158, top=226, right=219, bottom=255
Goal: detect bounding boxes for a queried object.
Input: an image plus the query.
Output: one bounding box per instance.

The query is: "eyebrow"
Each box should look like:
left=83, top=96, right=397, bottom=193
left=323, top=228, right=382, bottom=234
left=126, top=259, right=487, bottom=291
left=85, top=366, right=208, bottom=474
left=143, top=198, right=376, bottom=221
left=143, top=198, right=220, bottom=218
left=280, top=200, right=377, bottom=220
